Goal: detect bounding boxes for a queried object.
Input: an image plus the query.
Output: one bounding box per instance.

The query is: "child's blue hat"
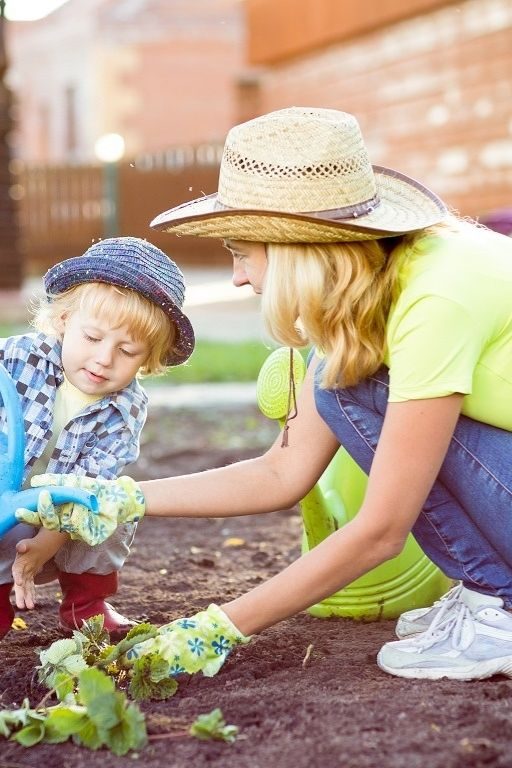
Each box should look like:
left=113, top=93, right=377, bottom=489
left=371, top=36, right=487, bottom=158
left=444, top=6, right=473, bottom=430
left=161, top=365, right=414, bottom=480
left=44, top=237, right=195, bottom=366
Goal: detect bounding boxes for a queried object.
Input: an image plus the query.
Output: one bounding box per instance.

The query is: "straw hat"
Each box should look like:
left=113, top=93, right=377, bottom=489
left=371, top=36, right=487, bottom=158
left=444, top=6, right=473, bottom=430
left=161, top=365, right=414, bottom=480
left=150, top=107, right=447, bottom=243
left=44, top=237, right=195, bottom=366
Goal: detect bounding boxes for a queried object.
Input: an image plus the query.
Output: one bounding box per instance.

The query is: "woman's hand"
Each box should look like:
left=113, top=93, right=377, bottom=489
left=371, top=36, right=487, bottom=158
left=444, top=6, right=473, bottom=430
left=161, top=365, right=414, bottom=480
left=123, top=604, right=251, bottom=677
left=15, top=475, right=145, bottom=545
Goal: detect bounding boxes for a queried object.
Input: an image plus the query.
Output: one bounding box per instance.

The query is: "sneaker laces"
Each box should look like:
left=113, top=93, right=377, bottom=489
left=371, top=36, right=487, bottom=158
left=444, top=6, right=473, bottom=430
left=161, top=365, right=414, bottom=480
left=429, top=582, right=463, bottom=610
left=410, top=587, right=471, bottom=653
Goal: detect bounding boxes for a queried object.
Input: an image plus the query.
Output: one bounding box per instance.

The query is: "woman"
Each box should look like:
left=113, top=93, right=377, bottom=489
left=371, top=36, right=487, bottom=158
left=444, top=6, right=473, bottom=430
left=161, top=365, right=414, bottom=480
left=20, top=107, right=512, bottom=681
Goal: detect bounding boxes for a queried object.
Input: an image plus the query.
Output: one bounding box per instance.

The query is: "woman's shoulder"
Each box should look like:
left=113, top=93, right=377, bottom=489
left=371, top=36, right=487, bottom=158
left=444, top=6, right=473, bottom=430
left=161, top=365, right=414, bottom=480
left=397, top=223, right=512, bottom=290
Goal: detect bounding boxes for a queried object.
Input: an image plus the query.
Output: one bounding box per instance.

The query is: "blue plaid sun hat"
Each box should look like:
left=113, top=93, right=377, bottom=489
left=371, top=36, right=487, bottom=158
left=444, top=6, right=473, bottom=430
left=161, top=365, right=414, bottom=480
left=44, top=237, right=195, bottom=365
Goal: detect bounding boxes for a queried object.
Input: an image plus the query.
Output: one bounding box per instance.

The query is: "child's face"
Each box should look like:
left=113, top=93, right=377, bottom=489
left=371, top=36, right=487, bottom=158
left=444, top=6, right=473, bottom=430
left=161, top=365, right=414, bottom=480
left=60, top=308, right=150, bottom=396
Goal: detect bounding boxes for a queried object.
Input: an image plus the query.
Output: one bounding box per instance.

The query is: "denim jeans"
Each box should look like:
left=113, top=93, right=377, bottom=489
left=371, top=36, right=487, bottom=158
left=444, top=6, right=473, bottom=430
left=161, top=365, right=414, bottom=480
left=314, top=365, right=512, bottom=608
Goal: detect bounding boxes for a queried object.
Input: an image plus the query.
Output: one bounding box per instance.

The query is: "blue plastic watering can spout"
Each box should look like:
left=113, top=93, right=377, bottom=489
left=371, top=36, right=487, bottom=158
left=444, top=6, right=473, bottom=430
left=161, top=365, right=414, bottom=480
left=0, top=362, right=99, bottom=539
left=0, top=363, right=24, bottom=494
left=0, top=487, right=99, bottom=538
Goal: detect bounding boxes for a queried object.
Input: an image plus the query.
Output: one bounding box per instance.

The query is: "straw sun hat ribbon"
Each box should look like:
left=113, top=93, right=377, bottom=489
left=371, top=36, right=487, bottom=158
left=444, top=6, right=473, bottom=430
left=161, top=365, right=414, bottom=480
left=44, top=237, right=195, bottom=366
left=150, top=107, right=447, bottom=242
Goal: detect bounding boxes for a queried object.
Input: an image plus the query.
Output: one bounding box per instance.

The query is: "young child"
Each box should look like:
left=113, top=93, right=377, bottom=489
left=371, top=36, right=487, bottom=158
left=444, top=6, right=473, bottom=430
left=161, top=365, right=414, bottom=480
left=0, top=236, right=194, bottom=640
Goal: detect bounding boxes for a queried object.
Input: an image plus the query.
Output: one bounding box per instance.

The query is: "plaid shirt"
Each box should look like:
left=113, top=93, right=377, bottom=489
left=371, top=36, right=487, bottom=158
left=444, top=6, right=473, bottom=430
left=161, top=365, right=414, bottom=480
left=0, top=332, right=148, bottom=481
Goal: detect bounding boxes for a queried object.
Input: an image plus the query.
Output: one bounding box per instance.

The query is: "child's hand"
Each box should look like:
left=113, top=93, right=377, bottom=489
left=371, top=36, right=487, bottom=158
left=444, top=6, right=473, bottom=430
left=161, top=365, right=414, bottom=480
left=16, top=475, right=145, bottom=546
left=12, top=538, right=47, bottom=610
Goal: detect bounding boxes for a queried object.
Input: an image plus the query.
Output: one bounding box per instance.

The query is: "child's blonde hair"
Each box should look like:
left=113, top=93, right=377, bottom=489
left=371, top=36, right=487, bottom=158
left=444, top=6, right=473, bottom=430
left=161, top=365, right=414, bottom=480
left=32, top=282, right=176, bottom=376
left=262, top=215, right=468, bottom=389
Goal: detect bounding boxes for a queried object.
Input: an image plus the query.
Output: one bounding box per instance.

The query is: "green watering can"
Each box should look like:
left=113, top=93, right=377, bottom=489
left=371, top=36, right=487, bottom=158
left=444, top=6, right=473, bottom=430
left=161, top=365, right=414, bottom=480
left=257, top=347, right=450, bottom=621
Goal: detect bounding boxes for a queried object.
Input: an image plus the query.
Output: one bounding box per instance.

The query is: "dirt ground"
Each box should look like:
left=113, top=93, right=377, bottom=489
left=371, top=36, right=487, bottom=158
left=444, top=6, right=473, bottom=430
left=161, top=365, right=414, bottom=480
left=1, top=402, right=512, bottom=768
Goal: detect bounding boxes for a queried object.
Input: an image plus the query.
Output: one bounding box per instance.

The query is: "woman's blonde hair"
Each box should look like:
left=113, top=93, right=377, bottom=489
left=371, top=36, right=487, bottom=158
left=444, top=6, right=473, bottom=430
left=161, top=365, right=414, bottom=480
left=262, top=215, right=468, bottom=389
left=32, top=282, right=175, bottom=376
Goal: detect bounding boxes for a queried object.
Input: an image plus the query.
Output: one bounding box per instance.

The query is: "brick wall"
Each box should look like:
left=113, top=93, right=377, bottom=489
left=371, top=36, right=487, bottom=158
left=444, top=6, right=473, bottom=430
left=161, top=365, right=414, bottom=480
left=7, top=0, right=245, bottom=163
left=243, top=0, right=512, bottom=218
left=247, top=0, right=452, bottom=63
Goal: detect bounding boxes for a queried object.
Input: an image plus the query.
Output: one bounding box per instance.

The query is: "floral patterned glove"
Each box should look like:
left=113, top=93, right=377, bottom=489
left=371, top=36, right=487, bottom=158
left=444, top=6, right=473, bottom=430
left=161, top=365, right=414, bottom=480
left=15, top=475, right=145, bottom=546
left=124, top=603, right=251, bottom=677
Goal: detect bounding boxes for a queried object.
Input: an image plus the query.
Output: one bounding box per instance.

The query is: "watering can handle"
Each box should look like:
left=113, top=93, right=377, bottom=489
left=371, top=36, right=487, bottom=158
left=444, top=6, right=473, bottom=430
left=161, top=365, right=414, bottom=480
left=0, top=363, right=25, bottom=491
left=0, top=487, right=98, bottom=538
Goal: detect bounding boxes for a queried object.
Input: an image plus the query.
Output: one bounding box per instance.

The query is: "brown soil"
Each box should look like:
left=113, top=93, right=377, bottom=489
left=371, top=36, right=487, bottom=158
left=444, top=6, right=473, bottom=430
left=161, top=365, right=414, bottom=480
left=1, top=403, right=511, bottom=768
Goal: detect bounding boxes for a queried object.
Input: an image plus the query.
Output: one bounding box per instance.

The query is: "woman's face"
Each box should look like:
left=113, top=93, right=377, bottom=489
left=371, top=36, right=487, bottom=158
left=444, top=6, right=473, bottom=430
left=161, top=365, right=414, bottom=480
left=224, top=240, right=267, bottom=294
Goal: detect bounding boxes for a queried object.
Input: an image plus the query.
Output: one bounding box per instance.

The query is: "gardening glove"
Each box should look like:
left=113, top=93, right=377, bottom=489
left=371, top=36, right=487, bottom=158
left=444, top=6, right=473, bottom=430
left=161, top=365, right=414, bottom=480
left=15, top=475, right=145, bottom=546
left=124, top=603, right=251, bottom=677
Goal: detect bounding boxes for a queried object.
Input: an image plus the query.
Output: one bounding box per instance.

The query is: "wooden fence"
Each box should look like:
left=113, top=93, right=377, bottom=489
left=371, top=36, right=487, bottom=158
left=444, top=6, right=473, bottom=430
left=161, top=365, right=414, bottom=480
left=16, top=144, right=227, bottom=276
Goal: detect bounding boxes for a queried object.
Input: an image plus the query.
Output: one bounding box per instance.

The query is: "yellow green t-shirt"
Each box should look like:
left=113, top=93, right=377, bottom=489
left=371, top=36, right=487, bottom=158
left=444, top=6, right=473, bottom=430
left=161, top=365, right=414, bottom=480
left=26, top=376, right=102, bottom=484
left=383, top=228, right=512, bottom=430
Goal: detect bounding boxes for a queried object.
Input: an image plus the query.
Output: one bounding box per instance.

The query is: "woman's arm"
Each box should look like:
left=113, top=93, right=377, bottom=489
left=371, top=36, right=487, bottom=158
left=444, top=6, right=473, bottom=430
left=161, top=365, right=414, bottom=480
left=140, top=355, right=340, bottom=518
left=222, top=393, right=464, bottom=635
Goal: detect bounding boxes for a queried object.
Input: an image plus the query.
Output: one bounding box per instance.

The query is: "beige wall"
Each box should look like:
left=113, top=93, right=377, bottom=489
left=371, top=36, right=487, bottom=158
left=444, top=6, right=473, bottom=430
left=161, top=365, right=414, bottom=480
left=7, top=0, right=245, bottom=164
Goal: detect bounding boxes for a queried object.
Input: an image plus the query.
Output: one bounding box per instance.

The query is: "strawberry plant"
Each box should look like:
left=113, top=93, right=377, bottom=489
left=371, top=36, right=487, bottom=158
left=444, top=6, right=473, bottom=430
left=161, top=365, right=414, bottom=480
left=37, top=615, right=174, bottom=701
left=1, top=615, right=239, bottom=755
left=0, top=667, right=146, bottom=755
left=189, top=708, right=239, bottom=743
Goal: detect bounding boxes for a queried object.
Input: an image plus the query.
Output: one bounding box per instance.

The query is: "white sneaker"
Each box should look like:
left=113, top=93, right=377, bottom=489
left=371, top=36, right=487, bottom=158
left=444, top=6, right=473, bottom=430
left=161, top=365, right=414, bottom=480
left=378, top=589, right=512, bottom=681
left=395, top=582, right=462, bottom=638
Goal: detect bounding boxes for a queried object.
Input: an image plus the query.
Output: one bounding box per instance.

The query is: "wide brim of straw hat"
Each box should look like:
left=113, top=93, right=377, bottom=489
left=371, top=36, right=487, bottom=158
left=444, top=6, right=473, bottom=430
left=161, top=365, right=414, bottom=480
left=151, top=166, right=448, bottom=243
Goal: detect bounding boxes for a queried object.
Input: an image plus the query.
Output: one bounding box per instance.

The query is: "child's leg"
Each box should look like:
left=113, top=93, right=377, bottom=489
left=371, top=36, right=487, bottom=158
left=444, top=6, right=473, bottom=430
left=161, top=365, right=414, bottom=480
left=0, top=523, right=36, bottom=639
left=52, top=522, right=137, bottom=640
left=0, top=582, right=14, bottom=639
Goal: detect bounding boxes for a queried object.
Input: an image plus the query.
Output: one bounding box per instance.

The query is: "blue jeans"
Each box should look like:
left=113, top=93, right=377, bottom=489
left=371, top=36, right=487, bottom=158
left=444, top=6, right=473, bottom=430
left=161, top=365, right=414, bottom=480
left=314, top=366, right=512, bottom=608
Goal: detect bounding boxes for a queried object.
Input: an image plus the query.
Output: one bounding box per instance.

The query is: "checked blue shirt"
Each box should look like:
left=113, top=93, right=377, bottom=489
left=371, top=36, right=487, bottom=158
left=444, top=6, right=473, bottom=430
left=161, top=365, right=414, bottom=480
left=0, top=332, right=148, bottom=481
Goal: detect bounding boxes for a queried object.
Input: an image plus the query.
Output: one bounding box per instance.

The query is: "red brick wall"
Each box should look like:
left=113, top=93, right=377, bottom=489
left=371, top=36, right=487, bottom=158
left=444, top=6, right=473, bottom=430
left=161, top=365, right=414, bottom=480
left=7, top=0, right=245, bottom=163
left=126, top=37, right=243, bottom=151
left=243, top=0, right=512, bottom=219
left=247, top=0, right=453, bottom=63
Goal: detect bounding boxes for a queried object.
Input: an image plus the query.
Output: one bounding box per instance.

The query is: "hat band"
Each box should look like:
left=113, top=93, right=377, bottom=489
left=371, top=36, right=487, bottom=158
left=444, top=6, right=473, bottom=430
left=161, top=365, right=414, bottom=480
left=214, top=194, right=381, bottom=221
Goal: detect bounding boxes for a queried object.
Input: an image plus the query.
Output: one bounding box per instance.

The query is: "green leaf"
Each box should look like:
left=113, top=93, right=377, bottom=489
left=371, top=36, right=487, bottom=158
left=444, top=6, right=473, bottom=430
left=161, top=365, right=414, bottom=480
left=39, top=638, right=80, bottom=666
left=149, top=655, right=172, bottom=683
left=124, top=622, right=159, bottom=641
left=63, top=654, right=89, bottom=676
left=74, top=719, right=103, bottom=751
left=0, top=705, right=31, bottom=738
left=53, top=671, right=76, bottom=702
left=190, top=708, right=239, bottom=743
left=79, top=614, right=111, bottom=646
left=38, top=637, right=88, bottom=691
left=129, top=655, right=178, bottom=701
left=98, top=644, right=118, bottom=661
left=77, top=669, right=120, bottom=728
left=13, top=722, right=45, bottom=747
left=45, top=706, right=89, bottom=738
left=104, top=703, right=147, bottom=756
left=78, top=667, right=116, bottom=704
left=42, top=722, right=73, bottom=744
left=98, top=623, right=159, bottom=668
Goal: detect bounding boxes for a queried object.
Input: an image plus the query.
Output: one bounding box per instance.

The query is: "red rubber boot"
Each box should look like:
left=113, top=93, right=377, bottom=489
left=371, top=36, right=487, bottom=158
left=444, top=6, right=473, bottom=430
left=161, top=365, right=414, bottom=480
left=0, top=583, right=14, bottom=640
left=58, top=571, right=136, bottom=641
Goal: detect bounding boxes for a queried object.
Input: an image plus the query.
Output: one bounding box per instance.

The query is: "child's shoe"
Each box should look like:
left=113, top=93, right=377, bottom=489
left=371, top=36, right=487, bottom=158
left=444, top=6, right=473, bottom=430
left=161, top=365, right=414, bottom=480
left=58, top=570, right=136, bottom=641
left=0, top=582, right=14, bottom=639
left=379, top=589, right=512, bottom=681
